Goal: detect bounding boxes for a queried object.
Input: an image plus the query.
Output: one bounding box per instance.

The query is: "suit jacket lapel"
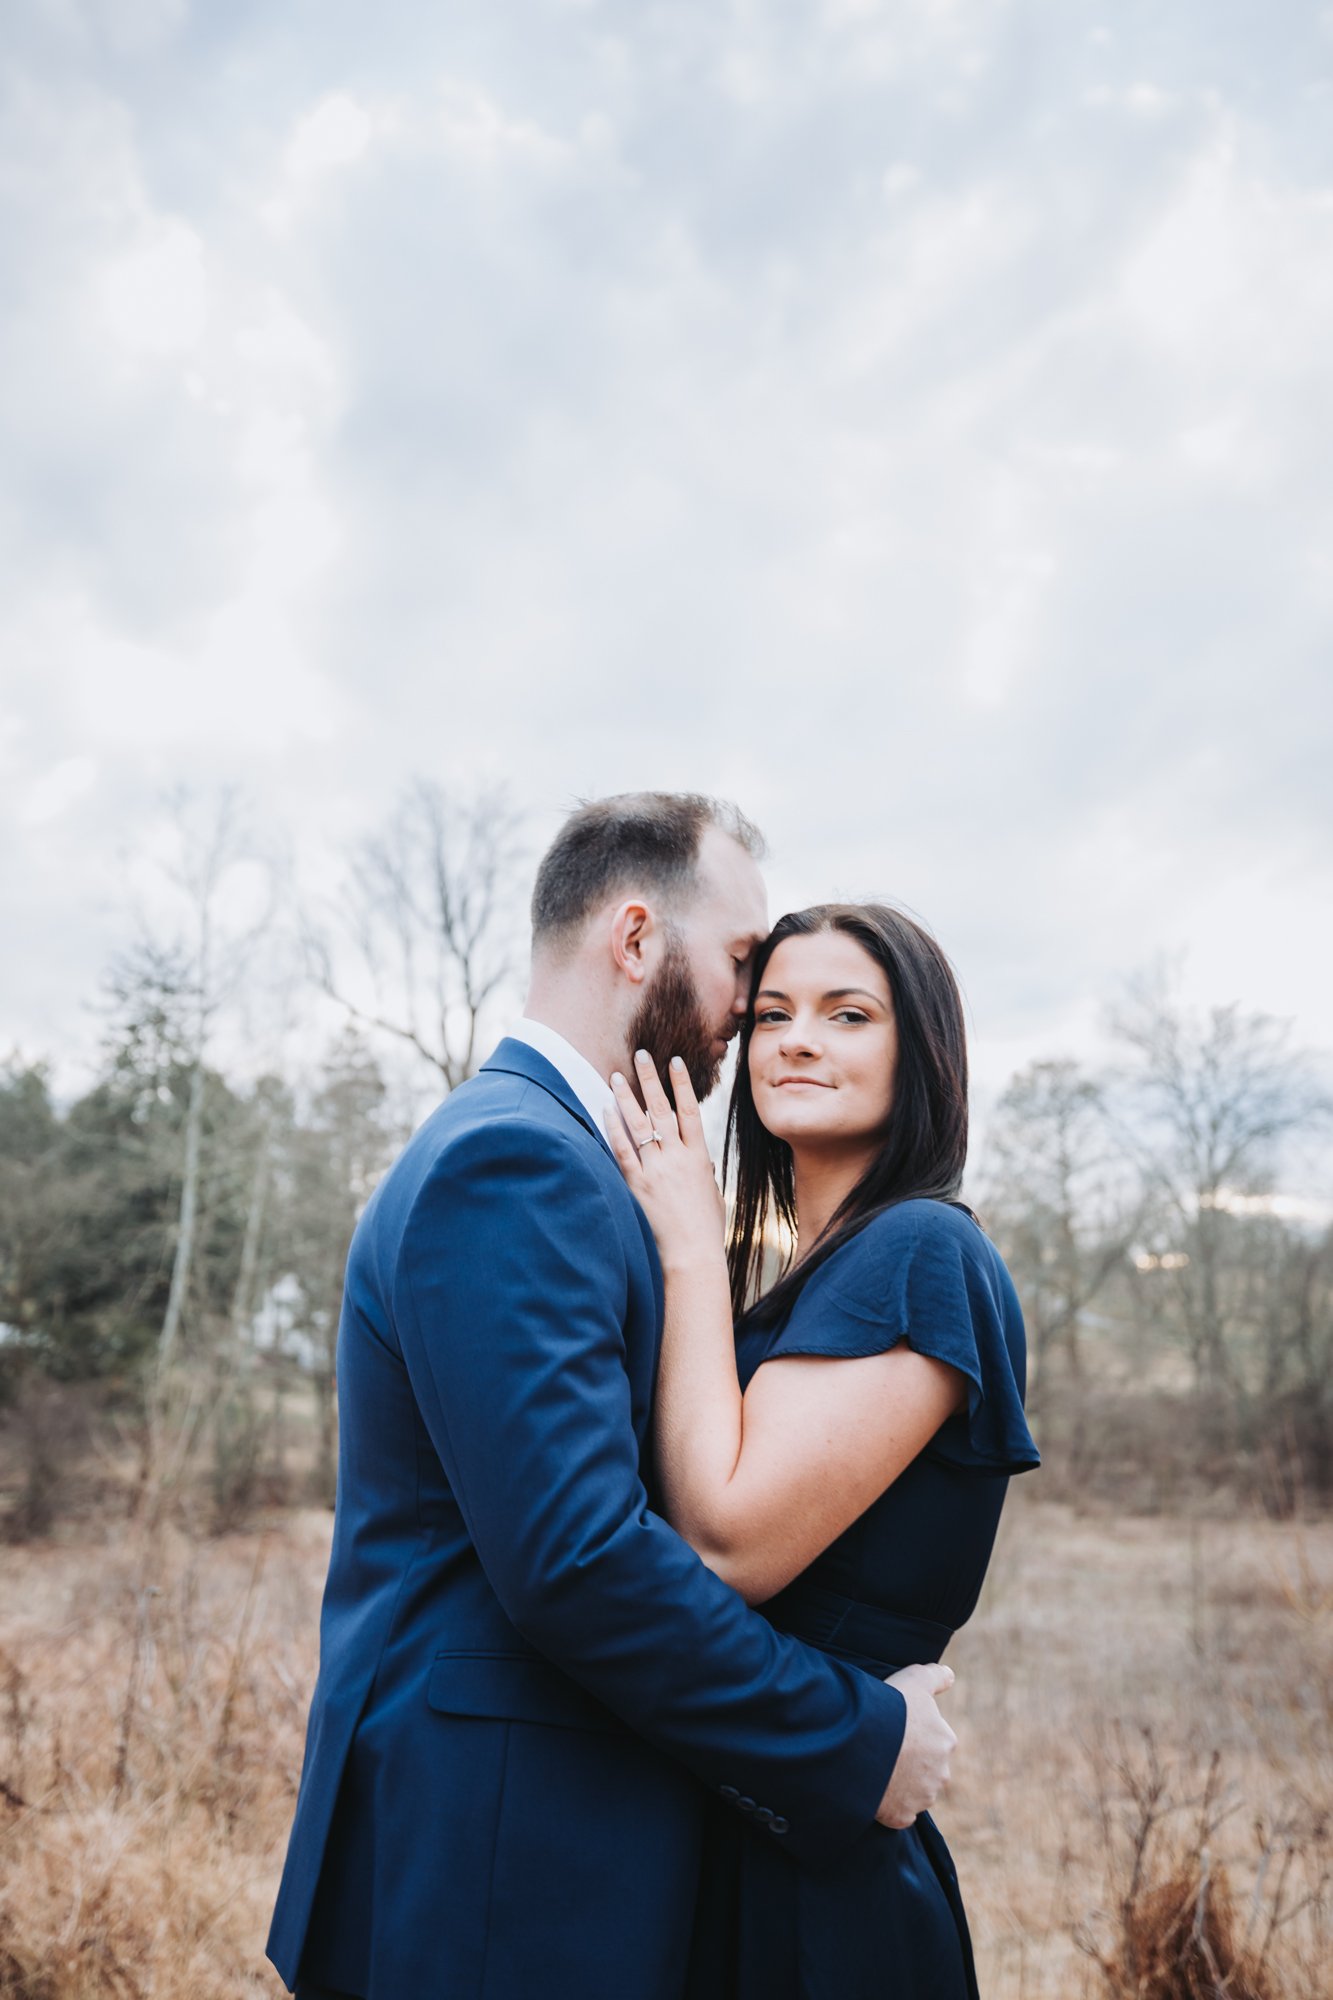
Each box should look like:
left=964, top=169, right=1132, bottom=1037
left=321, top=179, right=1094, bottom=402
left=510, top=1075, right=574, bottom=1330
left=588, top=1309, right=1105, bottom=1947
left=480, top=1039, right=663, bottom=1336
left=480, top=1038, right=617, bottom=1161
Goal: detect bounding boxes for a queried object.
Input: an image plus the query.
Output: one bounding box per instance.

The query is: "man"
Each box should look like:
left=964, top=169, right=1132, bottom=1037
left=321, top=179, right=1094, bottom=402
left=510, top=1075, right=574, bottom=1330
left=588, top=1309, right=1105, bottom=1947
left=268, top=792, right=956, bottom=2000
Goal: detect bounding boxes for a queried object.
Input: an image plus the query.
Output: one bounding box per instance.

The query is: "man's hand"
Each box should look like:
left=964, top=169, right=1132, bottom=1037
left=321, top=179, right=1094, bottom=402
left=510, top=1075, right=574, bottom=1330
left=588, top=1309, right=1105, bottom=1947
left=875, top=1662, right=957, bottom=1830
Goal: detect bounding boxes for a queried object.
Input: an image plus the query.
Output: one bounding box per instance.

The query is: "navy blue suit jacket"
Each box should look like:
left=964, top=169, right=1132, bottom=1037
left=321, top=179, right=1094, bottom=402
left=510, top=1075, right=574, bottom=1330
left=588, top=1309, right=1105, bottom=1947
left=267, top=1040, right=906, bottom=1999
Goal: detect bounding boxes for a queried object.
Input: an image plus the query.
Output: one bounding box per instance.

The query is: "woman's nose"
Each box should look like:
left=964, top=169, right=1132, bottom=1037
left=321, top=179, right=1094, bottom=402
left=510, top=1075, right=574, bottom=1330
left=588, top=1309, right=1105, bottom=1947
left=779, top=1022, right=821, bottom=1058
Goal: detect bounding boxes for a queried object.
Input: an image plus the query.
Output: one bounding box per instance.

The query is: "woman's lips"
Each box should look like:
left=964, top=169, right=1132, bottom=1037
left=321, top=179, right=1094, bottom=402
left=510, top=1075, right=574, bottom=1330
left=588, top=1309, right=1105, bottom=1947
left=771, top=1077, right=833, bottom=1088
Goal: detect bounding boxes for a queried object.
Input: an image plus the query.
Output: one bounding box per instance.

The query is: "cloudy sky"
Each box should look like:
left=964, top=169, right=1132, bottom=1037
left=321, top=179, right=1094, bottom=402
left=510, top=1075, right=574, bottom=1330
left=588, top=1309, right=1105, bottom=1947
left=3, top=0, right=1332, bottom=1151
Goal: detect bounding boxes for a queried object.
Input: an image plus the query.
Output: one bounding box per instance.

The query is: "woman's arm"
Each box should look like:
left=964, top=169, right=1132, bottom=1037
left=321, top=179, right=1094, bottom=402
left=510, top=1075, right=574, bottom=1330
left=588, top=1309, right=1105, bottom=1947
left=608, top=1053, right=964, bottom=1606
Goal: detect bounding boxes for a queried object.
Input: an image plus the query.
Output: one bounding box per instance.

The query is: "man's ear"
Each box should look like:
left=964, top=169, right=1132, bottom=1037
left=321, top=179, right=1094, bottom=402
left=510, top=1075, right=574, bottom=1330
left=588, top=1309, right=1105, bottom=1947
left=608, top=899, right=656, bottom=985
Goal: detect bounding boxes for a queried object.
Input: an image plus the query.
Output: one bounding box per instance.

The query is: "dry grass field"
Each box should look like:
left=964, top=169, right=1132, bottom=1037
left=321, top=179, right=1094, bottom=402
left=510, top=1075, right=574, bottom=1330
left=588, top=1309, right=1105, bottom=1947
left=0, top=1483, right=1329, bottom=1998
left=947, top=1490, right=1333, bottom=1997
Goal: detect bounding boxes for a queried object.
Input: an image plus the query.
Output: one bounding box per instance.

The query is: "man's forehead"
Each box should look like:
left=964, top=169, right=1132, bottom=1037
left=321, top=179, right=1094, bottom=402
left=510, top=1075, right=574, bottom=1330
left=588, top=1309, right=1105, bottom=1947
left=694, top=826, right=768, bottom=938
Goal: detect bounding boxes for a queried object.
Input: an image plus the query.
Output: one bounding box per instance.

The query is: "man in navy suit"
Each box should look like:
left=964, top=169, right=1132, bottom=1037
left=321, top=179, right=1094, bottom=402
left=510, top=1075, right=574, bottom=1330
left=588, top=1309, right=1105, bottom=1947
left=268, top=792, right=957, bottom=2000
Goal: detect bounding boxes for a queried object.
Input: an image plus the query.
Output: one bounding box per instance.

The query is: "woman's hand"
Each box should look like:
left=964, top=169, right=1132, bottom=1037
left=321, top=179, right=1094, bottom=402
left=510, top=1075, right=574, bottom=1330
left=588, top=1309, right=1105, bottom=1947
left=605, top=1051, right=725, bottom=1273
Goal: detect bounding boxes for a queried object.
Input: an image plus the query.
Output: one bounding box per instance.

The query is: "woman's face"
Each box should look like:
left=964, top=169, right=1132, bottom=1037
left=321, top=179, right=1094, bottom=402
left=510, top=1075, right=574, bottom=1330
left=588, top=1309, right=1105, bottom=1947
left=748, top=929, right=898, bottom=1154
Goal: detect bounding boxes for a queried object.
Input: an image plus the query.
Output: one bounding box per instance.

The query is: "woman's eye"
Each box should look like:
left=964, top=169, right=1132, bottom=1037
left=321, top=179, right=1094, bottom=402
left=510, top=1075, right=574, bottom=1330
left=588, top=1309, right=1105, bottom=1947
left=754, top=1009, right=789, bottom=1025
left=832, top=1009, right=870, bottom=1024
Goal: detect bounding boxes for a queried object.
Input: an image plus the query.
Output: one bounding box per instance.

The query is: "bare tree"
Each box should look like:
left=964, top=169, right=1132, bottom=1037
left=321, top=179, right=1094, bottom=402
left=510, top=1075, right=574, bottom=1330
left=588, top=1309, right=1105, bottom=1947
left=282, top=1029, right=400, bottom=1503
left=311, top=781, right=527, bottom=1092
left=124, top=789, right=273, bottom=1520
left=1108, top=966, right=1330, bottom=1398
left=978, top=1058, right=1144, bottom=1405
left=208, top=1075, right=284, bottom=1529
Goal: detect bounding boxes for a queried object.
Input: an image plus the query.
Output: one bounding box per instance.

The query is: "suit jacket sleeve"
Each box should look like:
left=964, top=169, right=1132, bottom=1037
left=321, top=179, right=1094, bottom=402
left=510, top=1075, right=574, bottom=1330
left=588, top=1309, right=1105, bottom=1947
left=392, top=1116, right=907, bottom=1864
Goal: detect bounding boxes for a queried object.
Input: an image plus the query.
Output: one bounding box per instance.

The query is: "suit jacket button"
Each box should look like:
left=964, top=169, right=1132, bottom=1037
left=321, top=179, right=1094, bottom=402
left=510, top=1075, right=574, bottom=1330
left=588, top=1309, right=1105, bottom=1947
left=719, top=1785, right=739, bottom=1800
left=768, top=1817, right=789, bottom=1835
left=753, top=1807, right=773, bottom=1823
left=737, top=1797, right=756, bottom=1813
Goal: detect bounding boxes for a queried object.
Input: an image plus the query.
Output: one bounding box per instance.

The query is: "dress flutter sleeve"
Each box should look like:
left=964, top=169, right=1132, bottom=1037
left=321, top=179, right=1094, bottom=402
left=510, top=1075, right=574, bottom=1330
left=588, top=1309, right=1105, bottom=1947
left=767, top=1201, right=1041, bottom=1477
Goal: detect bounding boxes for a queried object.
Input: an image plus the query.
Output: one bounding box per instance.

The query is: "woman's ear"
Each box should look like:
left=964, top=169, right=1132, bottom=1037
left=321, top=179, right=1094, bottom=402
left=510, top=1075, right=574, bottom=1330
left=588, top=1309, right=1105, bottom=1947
left=608, top=899, right=656, bottom=985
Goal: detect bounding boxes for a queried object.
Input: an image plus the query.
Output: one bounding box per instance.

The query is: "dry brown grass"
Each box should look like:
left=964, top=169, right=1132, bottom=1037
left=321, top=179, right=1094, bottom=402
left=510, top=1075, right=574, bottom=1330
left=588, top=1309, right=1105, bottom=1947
left=0, top=1487, right=1330, bottom=1997
left=947, top=1486, right=1333, bottom=1997
left=0, top=1515, right=328, bottom=1998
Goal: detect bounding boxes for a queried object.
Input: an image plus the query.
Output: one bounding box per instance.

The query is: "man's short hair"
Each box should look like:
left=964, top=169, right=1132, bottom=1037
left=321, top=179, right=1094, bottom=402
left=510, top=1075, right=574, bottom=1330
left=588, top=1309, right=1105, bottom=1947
left=531, top=792, right=765, bottom=946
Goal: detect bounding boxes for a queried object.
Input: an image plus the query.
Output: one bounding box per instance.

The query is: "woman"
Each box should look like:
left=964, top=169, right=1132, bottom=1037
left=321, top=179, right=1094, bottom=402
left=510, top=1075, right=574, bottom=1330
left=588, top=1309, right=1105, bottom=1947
left=606, top=902, right=1039, bottom=2000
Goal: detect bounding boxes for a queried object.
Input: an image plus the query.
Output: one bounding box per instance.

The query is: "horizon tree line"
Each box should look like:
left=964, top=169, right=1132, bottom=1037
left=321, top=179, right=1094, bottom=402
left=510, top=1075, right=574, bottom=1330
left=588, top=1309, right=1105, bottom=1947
left=1, top=784, right=1329, bottom=1535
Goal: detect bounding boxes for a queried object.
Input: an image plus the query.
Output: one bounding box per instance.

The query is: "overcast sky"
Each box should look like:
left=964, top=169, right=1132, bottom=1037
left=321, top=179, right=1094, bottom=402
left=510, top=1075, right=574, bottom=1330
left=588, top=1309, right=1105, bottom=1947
left=3, top=0, right=1331, bottom=1165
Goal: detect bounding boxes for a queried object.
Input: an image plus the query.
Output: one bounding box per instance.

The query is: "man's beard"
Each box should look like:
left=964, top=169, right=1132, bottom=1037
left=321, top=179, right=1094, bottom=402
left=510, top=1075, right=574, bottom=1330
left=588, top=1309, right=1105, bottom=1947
left=628, top=933, right=730, bottom=1105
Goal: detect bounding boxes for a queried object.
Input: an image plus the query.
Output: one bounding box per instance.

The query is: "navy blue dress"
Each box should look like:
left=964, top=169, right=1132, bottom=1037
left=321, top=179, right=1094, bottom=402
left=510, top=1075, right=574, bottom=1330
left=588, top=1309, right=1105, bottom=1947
left=686, top=1199, right=1040, bottom=2000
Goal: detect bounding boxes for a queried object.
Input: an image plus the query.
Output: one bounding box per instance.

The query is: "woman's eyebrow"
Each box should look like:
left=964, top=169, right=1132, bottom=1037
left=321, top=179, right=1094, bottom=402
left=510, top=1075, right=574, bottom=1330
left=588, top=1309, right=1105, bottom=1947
left=754, top=986, right=882, bottom=1004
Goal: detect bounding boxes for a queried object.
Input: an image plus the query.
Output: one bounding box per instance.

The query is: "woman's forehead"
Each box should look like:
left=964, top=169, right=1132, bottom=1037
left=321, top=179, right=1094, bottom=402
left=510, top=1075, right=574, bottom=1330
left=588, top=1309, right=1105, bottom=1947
left=762, top=929, right=890, bottom=997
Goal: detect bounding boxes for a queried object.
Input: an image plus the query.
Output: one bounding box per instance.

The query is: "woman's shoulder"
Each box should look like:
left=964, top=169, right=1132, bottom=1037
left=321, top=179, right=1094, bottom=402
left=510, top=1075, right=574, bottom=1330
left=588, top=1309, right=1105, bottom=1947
left=772, top=1201, right=1038, bottom=1475
left=861, top=1197, right=983, bottom=1242
left=833, top=1199, right=996, bottom=1277
left=803, top=1198, right=1019, bottom=1341
left=781, top=1201, right=967, bottom=1320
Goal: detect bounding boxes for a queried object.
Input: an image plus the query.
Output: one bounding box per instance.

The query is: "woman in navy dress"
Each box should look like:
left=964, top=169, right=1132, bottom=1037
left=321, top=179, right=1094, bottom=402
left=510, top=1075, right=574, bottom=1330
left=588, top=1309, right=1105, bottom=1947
left=607, top=902, right=1039, bottom=2000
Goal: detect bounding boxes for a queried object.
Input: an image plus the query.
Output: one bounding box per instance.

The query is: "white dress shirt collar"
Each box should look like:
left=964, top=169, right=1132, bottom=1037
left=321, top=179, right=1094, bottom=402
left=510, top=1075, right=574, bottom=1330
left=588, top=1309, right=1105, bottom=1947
left=505, top=1017, right=618, bottom=1140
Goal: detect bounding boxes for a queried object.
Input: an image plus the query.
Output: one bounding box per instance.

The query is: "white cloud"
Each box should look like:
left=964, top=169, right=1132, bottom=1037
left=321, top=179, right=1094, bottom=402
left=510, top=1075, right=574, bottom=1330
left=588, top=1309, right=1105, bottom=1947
left=18, top=755, right=98, bottom=827
left=261, top=92, right=378, bottom=231
left=881, top=162, right=922, bottom=200
left=1085, top=82, right=1178, bottom=117
left=0, top=0, right=1329, bottom=1122
left=96, top=214, right=209, bottom=359
left=1117, top=130, right=1333, bottom=371
left=431, top=78, right=571, bottom=170
left=288, top=93, right=375, bottom=178
left=86, top=0, right=187, bottom=56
